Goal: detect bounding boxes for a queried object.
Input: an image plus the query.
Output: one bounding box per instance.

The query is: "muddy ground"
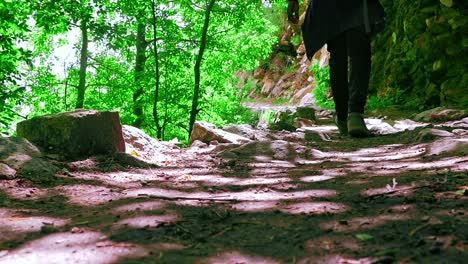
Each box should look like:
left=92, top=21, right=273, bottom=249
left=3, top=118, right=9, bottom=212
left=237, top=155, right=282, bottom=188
left=0, top=113, right=467, bottom=264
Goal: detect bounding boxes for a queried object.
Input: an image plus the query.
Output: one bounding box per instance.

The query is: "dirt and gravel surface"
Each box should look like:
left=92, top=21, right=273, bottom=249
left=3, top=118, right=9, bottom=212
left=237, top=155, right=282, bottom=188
left=0, top=110, right=467, bottom=264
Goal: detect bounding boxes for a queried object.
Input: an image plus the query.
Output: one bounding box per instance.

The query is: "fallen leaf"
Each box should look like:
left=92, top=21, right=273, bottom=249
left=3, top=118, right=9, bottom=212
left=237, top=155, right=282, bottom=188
left=355, top=233, right=374, bottom=241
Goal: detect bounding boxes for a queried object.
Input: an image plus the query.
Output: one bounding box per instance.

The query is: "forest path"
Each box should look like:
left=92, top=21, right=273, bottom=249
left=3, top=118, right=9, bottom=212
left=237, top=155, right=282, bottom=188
left=0, top=111, right=467, bottom=263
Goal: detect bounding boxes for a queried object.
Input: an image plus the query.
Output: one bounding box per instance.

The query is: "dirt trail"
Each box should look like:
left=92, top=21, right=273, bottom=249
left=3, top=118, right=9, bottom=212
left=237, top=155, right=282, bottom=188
left=0, top=113, right=467, bottom=264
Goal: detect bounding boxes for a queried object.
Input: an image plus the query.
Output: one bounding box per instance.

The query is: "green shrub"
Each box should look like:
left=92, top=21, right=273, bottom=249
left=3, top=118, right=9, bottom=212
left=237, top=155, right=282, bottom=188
left=290, top=34, right=302, bottom=46
left=366, top=95, right=394, bottom=111
left=259, top=109, right=275, bottom=127
left=310, top=63, right=335, bottom=109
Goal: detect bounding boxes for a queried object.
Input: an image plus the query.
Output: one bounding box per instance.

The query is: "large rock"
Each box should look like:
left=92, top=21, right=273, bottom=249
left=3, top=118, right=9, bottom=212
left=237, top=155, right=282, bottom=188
left=414, top=107, right=467, bottom=122
left=291, top=84, right=314, bottom=104
left=0, top=137, right=58, bottom=179
left=0, top=137, right=42, bottom=172
left=189, top=121, right=251, bottom=145
left=295, top=106, right=316, bottom=121
left=221, top=124, right=268, bottom=141
left=16, top=110, right=125, bottom=158
left=269, top=106, right=317, bottom=131
left=261, top=79, right=276, bottom=95
left=269, top=109, right=296, bottom=131
left=299, top=93, right=315, bottom=107
left=0, top=136, right=42, bottom=160
left=122, top=125, right=178, bottom=164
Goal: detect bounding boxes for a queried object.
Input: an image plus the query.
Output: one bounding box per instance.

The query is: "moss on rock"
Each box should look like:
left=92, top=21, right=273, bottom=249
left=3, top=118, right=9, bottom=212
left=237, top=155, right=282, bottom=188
left=371, top=0, right=467, bottom=109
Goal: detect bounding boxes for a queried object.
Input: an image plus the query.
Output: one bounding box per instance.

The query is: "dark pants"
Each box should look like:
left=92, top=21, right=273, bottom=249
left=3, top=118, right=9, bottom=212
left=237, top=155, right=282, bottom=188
left=327, top=26, right=371, bottom=121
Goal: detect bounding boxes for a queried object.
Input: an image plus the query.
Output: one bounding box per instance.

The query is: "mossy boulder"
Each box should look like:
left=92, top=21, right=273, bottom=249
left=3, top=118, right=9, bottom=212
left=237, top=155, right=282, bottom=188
left=414, top=107, right=468, bottom=122
left=16, top=110, right=126, bottom=158
left=0, top=137, right=59, bottom=179
left=295, top=106, right=316, bottom=121
left=371, top=0, right=467, bottom=109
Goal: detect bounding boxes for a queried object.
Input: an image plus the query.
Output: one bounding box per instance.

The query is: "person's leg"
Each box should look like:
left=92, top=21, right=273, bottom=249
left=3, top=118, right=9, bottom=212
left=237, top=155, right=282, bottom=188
left=346, top=27, right=372, bottom=137
left=346, top=27, right=371, bottom=114
left=327, top=33, right=349, bottom=122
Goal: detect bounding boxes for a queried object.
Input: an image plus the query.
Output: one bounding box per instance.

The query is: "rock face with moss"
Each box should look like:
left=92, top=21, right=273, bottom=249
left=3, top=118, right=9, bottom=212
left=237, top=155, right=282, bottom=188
left=371, top=0, right=467, bottom=108
left=16, top=110, right=126, bottom=158
left=240, top=1, right=466, bottom=110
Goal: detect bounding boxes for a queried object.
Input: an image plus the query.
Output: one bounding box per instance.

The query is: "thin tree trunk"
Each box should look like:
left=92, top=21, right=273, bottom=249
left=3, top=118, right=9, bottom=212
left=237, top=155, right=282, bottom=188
left=64, top=78, right=68, bottom=111
left=188, top=0, right=215, bottom=138
left=162, top=61, right=169, bottom=140
left=132, top=21, right=147, bottom=128
left=75, top=19, right=88, bottom=109
left=150, top=0, right=162, bottom=139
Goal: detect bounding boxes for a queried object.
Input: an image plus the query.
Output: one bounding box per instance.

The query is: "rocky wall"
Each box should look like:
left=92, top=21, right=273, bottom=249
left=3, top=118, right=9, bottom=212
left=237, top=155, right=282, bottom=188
left=371, top=0, right=467, bottom=108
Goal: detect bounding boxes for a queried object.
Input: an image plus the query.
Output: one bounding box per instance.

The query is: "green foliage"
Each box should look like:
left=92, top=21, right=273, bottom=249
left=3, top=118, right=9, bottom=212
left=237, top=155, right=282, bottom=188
left=0, top=0, right=284, bottom=142
left=262, top=0, right=288, bottom=34
left=0, top=0, right=33, bottom=84
left=309, top=63, right=334, bottom=109
left=259, top=109, right=275, bottom=127
left=366, top=95, right=394, bottom=111
left=285, top=64, right=296, bottom=74
left=290, top=33, right=301, bottom=46
left=241, top=77, right=261, bottom=95
left=0, top=87, right=25, bottom=135
left=372, top=0, right=468, bottom=108
left=0, top=0, right=36, bottom=135
left=200, top=93, right=259, bottom=129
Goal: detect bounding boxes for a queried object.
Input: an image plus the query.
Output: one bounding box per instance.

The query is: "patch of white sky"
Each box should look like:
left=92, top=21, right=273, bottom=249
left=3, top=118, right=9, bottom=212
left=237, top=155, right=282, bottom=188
left=264, top=1, right=273, bottom=8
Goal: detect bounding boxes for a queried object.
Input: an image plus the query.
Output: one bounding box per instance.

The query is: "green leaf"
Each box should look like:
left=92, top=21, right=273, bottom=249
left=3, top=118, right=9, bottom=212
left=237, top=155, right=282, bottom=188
left=355, top=233, right=374, bottom=241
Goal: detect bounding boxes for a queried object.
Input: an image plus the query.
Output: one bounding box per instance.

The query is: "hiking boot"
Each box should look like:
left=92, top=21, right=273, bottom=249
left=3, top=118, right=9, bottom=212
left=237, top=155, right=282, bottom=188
left=347, top=112, right=371, bottom=137
left=334, top=114, right=348, bottom=136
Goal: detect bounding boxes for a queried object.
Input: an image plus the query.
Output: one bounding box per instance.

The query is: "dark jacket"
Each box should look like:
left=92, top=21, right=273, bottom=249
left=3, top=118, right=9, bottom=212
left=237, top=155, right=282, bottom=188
left=302, top=0, right=385, bottom=59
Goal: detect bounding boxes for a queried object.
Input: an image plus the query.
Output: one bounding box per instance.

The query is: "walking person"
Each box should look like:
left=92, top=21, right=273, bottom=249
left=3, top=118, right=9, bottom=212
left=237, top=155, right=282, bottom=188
left=288, top=0, right=385, bottom=137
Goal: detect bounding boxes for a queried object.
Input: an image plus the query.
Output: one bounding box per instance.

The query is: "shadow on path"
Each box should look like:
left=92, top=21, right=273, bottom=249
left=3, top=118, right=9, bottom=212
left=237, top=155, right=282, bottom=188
left=0, top=126, right=467, bottom=263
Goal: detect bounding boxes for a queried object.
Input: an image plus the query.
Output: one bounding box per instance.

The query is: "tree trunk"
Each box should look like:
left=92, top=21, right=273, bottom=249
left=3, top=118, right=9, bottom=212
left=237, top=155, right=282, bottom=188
left=75, top=19, right=88, bottom=109
left=132, top=21, right=147, bottom=128
left=64, top=78, right=69, bottom=111
left=188, top=0, right=215, bottom=138
left=151, top=0, right=162, bottom=139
